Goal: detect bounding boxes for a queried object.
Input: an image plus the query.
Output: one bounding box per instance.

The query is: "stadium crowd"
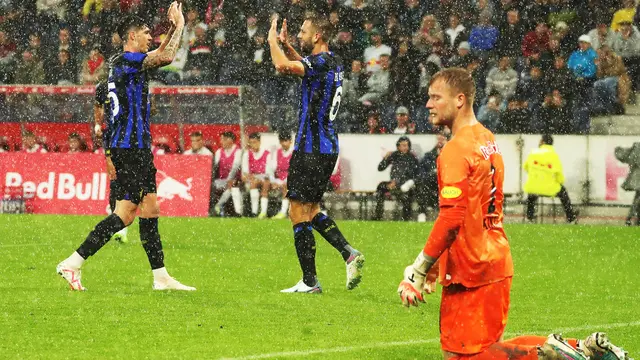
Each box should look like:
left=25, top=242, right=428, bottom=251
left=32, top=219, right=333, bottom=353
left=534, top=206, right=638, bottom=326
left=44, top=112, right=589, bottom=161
left=1, top=0, right=640, bottom=135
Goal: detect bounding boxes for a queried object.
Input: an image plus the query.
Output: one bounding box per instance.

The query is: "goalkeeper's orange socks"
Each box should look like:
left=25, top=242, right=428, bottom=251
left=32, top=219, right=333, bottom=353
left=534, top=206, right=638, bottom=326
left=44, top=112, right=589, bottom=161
left=293, top=222, right=317, bottom=287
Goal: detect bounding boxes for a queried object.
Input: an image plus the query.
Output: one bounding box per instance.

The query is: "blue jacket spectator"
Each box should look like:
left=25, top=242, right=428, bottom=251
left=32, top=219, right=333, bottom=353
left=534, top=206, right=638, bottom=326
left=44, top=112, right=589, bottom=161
left=567, top=35, right=598, bottom=79
left=469, top=14, right=499, bottom=52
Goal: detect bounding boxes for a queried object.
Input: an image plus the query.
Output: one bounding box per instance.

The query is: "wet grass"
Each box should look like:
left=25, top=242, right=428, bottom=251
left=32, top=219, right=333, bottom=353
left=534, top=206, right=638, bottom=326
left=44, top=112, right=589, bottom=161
left=0, top=215, right=638, bottom=359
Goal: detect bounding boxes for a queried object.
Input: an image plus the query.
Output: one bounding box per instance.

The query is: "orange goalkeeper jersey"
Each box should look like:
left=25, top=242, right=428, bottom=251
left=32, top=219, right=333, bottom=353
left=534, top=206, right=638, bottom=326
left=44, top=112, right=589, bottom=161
left=425, top=123, right=514, bottom=288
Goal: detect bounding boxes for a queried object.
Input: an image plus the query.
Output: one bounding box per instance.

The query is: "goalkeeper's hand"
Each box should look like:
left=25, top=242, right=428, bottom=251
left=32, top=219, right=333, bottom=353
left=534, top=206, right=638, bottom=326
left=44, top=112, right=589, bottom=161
left=398, top=265, right=426, bottom=307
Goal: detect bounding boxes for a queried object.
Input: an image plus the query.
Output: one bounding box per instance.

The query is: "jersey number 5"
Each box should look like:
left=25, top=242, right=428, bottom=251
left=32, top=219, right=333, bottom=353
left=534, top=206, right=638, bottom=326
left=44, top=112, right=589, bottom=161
left=108, top=82, right=120, bottom=117
left=329, top=86, right=342, bottom=121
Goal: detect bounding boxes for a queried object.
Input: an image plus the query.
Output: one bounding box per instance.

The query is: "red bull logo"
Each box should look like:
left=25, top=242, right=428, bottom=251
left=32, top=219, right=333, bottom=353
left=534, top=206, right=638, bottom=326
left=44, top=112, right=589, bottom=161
left=156, top=170, right=193, bottom=203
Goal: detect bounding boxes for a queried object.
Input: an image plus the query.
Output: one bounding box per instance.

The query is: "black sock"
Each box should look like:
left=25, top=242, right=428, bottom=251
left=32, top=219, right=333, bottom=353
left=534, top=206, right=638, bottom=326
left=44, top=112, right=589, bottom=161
left=139, top=218, right=165, bottom=270
left=76, top=214, right=125, bottom=259
left=311, top=213, right=353, bottom=262
left=293, top=222, right=317, bottom=287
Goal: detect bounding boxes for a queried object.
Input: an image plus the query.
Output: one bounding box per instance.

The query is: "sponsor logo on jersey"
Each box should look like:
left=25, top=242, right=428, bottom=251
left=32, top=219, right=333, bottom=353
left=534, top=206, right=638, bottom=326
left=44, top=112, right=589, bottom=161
left=441, top=186, right=462, bottom=199
left=479, top=141, right=501, bottom=160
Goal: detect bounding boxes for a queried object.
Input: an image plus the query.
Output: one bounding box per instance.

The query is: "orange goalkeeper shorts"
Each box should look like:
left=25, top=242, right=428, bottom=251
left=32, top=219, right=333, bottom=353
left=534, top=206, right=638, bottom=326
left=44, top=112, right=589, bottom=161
left=439, top=277, right=512, bottom=354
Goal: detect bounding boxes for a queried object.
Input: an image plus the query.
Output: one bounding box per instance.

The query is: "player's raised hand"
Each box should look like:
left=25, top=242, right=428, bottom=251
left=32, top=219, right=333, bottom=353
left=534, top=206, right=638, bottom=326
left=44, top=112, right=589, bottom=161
left=168, top=1, right=184, bottom=27
left=279, top=18, right=289, bottom=44
left=268, top=15, right=279, bottom=44
left=398, top=265, right=426, bottom=307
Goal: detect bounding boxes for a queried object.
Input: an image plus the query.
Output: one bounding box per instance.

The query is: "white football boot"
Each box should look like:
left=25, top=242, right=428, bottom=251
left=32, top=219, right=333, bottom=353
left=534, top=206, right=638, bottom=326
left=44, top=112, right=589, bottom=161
left=346, top=252, right=365, bottom=290
left=538, top=334, right=588, bottom=360
left=56, top=262, right=86, bottom=291
left=578, top=332, right=632, bottom=360
left=280, top=280, right=322, bottom=293
left=153, top=277, right=196, bottom=291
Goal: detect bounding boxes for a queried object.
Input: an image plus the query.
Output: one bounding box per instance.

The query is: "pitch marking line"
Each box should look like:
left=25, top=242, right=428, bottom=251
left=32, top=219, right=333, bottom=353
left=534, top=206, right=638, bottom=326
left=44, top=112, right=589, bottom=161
left=221, top=320, right=640, bottom=360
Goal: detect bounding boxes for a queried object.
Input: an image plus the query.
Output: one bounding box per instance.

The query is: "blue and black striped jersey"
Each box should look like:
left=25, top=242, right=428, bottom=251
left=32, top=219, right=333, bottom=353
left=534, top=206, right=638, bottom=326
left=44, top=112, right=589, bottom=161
left=106, top=52, right=152, bottom=149
left=296, top=52, right=343, bottom=155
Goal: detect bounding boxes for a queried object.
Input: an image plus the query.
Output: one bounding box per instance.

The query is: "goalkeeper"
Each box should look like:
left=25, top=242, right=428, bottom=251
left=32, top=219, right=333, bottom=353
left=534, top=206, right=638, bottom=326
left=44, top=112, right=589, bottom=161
left=397, top=68, right=630, bottom=360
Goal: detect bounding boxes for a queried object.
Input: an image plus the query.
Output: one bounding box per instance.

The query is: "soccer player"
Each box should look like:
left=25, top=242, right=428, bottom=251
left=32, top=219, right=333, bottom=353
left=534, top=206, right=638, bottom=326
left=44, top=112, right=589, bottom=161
left=213, top=131, right=243, bottom=216
left=241, top=132, right=271, bottom=219
left=183, top=131, right=213, bottom=156
left=269, top=132, right=294, bottom=220
left=57, top=3, right=195, bottom=291
left=396, top=68, right=629, bottom=359
left=94, top=81, right=128, bottom=244
left=268, top=15, right=365, bottom=293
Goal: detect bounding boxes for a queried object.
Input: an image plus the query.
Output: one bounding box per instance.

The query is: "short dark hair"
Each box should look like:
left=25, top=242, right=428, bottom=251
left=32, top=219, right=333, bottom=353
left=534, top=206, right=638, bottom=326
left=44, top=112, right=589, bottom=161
left=23, top=130, right=35, bottom=138
left=248, top=132, right=261, bottom=140
left=305, top=15, right=334, bottom=43
left=542, top=134, right=554, bottom=145
left=221, top=131, right=236, bottom=141
left=117, top=15, right=147, bottom=42
left=278, top=132, right=292, bottom=141
left=68, top=132, right=81, bottom=140
left=190, top=131, right=203, bottom=138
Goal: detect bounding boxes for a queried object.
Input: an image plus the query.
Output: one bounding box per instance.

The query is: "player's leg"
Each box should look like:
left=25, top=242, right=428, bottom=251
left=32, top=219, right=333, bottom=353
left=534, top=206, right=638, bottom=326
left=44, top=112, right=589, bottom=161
left=139, top=193, right=195, bottom=291
left=109, top=181, right=128, bottom=243
left=258, top=178, right=270, bottom=219
left=214, top=180, right=231, bottom=215
left=374, top=182, right=390, bottom=220
left=249, top=178, right=260, bottom=216
left=230, top=179, right=243, bottom=216
left=271, top=181, right=289, bottom=219
left=57, top=199, right=136, bottom=290
left=281, top=199, right=321, bottom=293
left=556, top=186, right=577, bottom=223
left=526, top=193, right=538, bottom=222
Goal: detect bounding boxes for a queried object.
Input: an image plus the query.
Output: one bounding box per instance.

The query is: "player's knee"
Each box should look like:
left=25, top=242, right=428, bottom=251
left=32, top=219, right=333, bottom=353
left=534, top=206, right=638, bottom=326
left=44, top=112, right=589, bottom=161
left=141, top=203, right=160, bottom=218
left=114, top=210, right=136, bottom=226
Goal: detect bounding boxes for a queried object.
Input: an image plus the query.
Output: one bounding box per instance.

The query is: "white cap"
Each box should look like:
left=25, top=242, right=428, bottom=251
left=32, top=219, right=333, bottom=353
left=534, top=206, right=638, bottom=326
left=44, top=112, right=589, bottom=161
left=578, top=34, right=591, bottom=44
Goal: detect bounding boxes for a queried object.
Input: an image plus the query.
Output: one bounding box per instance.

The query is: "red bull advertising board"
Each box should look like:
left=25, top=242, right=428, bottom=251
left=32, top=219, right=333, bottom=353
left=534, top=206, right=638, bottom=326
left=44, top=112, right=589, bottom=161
left=0, top=153, right=212, bottom=217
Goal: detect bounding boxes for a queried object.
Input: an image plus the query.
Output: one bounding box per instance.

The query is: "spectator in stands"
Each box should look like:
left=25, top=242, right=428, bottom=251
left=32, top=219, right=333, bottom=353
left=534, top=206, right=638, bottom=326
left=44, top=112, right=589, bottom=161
left=15, top=51, right=45, bottom=85
left=517, top=65, right=546, bottom=113
left=0, top=30, right=16, bottom=84
left=412, top=14, right=444, bottom=55
left=332, top=28, right=359, bottom=70
left=183, top=23, right=214, bottom=84
left=49, top=49, right=77, bottom=85
left=568, top=35, right=598, bottom=134
left=400, top=0, right=424, bottom=34
left=447, top=41, right=472, bottom=68
left=366, top=112, right=387, bottom=134
left=523, top=134, right=578, bottom=223
left=538, top=89, right=571, bottom=134
left=363, top=28, right=392, bottom=73
left=390, top=39, right=421, bottom=108
left=587, top=22, right=616, bottom=51
left=67, top=132, right=87, bottom=153
left=608, top=21, right=640, bottom=94
left=359, top=54, right=391, bottom=103
left=374, top=136, right=419, bottom=221
left=392, top=106, right=416, bottom=134
left=242, top=132, right=271, bottom=219
left=21, top=131, right=47, bottom=153
left=502, top=93, right=531, bottom=133
left=522, top=21, right=550, bottom=59
left=35, top=0, right=66, bottom=43
left=546, top=55, right=574, bottom=100
left=498, top=9, right=525, bottom=59
left=614, top=142, right=640, bottom=226
left=415, top=131, right=448, bottom=222
left=552, top=21, right=576, bottom=51
left=611, top=0, right=637, bottom=31
left=477, top=93, right=503, bottom=132
left=485, top=55, right=519, bottom=103
left=79, top=46, right=106, bottom=85
left=474, top=0, right=495, bottom=22
left=468, top=13, right=499, bottom=55
left=51, top=28, right=75, bottom=64
left=183, top=131, right=213, bottom=156
left=269, top=132, right=293, bottom=220
left=593, top=45, right=631, bottom=115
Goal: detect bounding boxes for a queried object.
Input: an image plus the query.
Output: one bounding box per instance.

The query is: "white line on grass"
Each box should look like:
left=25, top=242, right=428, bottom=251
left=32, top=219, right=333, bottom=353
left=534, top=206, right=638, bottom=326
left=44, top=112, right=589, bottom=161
left=220, top=320, right=640, bottom=360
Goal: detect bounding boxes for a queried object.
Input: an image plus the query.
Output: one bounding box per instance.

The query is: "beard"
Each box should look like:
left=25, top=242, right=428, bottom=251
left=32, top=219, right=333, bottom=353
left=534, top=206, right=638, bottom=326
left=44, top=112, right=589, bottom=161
left=299, top=39, right=314, bottom=55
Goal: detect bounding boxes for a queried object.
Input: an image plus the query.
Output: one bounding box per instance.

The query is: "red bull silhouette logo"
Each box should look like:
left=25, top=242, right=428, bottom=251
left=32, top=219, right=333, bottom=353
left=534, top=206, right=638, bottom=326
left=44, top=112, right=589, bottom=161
left=156, top=170, right=193, bottom=203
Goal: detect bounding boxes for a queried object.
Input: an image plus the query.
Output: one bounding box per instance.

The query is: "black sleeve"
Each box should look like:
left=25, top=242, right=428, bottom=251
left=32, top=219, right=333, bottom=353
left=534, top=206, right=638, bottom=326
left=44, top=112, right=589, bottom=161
left=378, top=152, right=395, bottom=171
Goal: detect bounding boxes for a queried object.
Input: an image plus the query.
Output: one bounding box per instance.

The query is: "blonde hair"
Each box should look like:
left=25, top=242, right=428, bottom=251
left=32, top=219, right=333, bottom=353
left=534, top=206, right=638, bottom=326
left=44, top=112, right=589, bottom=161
left=429, top=67, right=476, bottom=105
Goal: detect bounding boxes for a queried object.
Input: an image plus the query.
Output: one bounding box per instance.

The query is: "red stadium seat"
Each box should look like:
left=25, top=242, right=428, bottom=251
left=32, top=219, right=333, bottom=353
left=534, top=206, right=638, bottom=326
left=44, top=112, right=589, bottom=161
left=0, top=122, right=23, bottom=151
left=150, top=124, right=181, bottom=153
left=24, top=123, right=93, bottom=152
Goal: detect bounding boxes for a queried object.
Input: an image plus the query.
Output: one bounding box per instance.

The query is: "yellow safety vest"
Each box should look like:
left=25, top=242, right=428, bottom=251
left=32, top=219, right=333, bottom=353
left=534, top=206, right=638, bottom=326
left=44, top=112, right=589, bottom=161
left=523, top=144, right=564, bottom=197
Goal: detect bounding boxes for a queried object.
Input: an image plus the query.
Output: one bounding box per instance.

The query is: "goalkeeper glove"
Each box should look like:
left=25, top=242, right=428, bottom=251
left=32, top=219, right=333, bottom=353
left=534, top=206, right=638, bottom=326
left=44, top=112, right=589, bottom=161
left=398, top=252, right=435, bottom=307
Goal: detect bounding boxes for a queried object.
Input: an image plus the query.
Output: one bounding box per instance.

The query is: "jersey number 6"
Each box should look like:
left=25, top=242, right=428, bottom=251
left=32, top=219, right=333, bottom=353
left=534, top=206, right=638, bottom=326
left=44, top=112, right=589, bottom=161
left=329, top=85, right=342, bottom=122
left=108, top=81, right=120, bottom=117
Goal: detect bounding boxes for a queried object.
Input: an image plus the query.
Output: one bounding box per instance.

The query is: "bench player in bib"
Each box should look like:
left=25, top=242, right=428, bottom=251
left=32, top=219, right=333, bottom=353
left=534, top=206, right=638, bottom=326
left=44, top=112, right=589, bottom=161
left=241, top=132, right=271, bottom=218
left=268, top=15, right=365, bottom=293
left=213, top=131, right=243, bottom=216
left=57, top=3, right=195, bottom=291
left=269, top=132, right=294, bottom=219
left=396, top=68, right=630, bottom=360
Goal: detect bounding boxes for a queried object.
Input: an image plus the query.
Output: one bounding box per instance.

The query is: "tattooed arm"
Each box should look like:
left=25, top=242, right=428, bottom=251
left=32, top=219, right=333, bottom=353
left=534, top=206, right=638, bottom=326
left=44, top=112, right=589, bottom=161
left=142, top=1, right=185, bottom=70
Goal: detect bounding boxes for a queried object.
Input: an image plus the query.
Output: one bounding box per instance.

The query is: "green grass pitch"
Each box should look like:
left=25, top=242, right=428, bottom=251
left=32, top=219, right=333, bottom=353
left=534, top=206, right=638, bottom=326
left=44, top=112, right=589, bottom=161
left=0, top=215, right=638, bottom=359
